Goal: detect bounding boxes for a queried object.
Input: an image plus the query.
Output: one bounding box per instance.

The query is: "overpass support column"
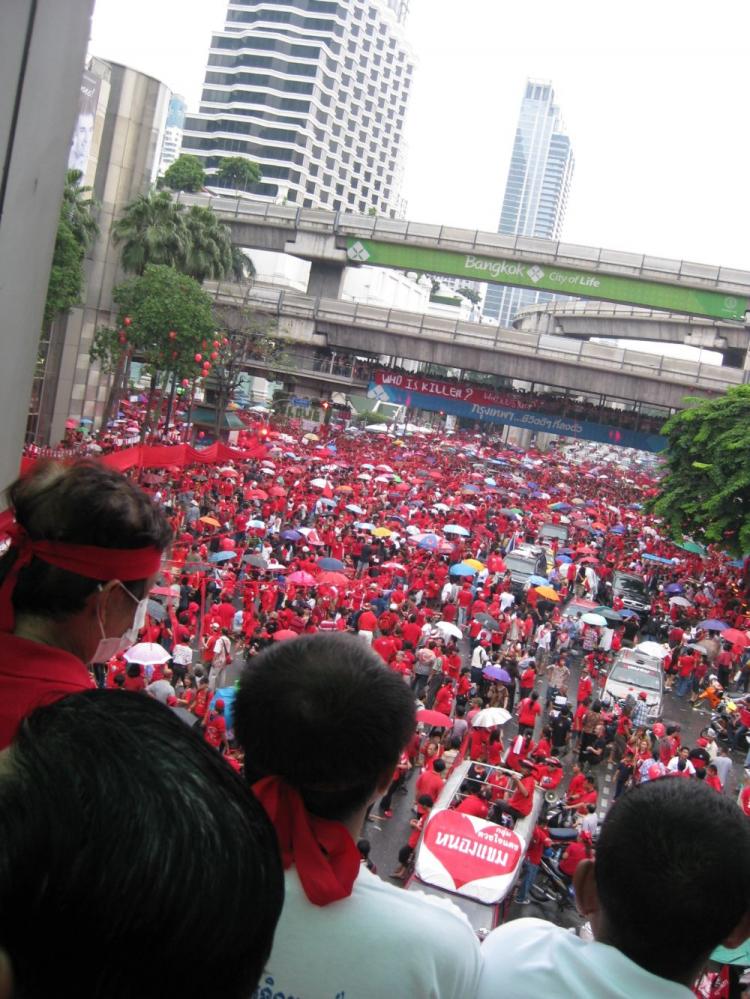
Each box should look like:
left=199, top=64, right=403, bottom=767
left=307, top=261, right=345, bottom=299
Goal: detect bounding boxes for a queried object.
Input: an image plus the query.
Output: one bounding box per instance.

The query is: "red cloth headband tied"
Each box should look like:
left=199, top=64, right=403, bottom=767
left=252, top=775, right=360, bottom=907
left=0, top=523, right=162, bottom=631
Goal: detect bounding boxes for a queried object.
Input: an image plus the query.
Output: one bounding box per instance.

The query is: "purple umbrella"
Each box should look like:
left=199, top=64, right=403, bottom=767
left=698, top=619, right=728, bottom=631
left=483, top=665, right=511, bottom=683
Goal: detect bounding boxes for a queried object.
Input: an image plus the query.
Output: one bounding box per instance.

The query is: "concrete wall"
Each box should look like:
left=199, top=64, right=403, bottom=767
left=0, top=0, right=94, bottom=488
left=48, top=61, right=171, bottom=444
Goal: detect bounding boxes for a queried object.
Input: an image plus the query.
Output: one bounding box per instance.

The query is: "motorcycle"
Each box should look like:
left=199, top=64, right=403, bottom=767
left=528, top=830, right=578, bottom=912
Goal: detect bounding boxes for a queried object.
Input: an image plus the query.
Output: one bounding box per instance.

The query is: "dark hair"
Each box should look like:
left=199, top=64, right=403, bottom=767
left=0, top=690, right=283, bottom=999
left=234, top=633, right=415, bottom=821
left=0, top=461, right=172, bottom=620
left=595, top=778, right=750, bottom=981
left=433, top=758, right=446, bottom=773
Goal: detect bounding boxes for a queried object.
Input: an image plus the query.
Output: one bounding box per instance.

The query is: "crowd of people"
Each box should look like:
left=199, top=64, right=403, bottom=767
left=1, top=414, right=750, bottom=997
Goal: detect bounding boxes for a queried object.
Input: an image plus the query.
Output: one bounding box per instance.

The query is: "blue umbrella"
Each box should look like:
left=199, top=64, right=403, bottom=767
left=354, top=521, right=376, bottom=531
left=345, top=504, right=365, bottom=515
left=483, top=665, right=512, bottom=683
left=529, top=574, right=549, bottom=586
left=550, top=502, right=572, bottom=512
left=444, top=524, right=471, bottom=536
left=449, top=563, right=477, bottom=576
left=318, top=557, right=344, bottom=571
left=280, top=529, right=302, bottom=541
left=664, top=583, right=684, bottom=594
left=209, top=551, right=237, bottom=563
left=699, top=619, right=728, bottom=631
left=642, top=553, right=674, bottom=565
left=485, top=477, right=497, bottom=486
left=619, top=608, right=640, bottom=619
left=417, top=534, right=441, bottom=550
left=247, top=519, right=266, bottom=529
left=610, top=525, right=625, bottom=534
left=555, top=554, right=572, bottom=563
left=319, top=497, right=337, bottom=507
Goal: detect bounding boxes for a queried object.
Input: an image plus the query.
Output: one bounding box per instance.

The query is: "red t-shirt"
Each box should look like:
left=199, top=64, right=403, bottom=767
left=560, top=841, right=588, bottom=877
left=456, top=794, right=489, bottom=818
left=0, top=633, right=94, bottom=749
left=507, top=775, right=535, bottom=817
left=518, top=698, right=541, bottom=727
left=204, top=712, right=227, bottom=748
left=740, top=786, right=750, bottom=817
left=358, top=610, right=378, bottom=632
left=415, top=768, right=444, bottom=804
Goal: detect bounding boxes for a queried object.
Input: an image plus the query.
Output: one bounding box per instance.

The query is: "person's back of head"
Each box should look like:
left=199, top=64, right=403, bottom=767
left=0, top=690, right=282, bottom=999
left=235, top=633, right=415, bottom=822
left=578, top=778, right=750, bottom=986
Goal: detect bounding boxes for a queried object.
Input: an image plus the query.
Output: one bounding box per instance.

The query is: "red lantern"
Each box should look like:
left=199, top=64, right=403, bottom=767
left=212, top=340, right=220, bottom=349
left=210, top=351, right=218, bottom=361
left=118, top=333, right=127, bottom=345
left=222, top=337, right=228, bottom=346
left=171, top=351, right=178, bottom=359
left=194, top=353, right=202, bottom=363
left=181, top=378, right=190, bottom=387
left=202, top=340, right=207, bottom=349
left=168, top=330, right=177, bottom=340
left=123, top=317, right=132, bottom=326
left=198, top=431, right=205, bottom=439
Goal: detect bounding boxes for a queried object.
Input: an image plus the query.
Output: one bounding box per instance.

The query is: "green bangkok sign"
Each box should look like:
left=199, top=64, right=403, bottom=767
left=345, top=238, right=747, bottom=322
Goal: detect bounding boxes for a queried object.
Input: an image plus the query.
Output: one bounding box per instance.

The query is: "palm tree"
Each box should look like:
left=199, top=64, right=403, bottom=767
left=112, top=191, right=189, bottom=275
left=61, top=169, right=98, bottom=250
left=231, top=246, right=255, bottom=283
left=180, top=205, right=233, bottom=284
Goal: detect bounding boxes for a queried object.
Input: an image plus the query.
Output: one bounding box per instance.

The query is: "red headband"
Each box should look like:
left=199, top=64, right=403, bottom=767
left=0, top=523, right=162, bottom=631
left=252, top=775, right=360, bottom=907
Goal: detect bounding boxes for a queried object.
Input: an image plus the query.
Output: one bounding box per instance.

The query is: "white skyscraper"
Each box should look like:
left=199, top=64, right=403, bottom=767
left=483, top=80, right=574, bottom=325
left=182, top=0, right=415, bottom=217
left=158, top=94, right=187, bottom=174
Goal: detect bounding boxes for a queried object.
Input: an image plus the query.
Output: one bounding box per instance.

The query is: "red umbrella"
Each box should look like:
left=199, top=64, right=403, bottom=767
left=722, top=628, right=749, bottom=647
left=246, top=488, right=268, bottom=500
left=287, top=571, right=316, bottom=586
left=269, top=485, right=287, bottom=497
left=416, top=709, right=452, bottom=728
left=273, top=629, right=299, bottom=641
left=317, top=571, right=349, bottom=586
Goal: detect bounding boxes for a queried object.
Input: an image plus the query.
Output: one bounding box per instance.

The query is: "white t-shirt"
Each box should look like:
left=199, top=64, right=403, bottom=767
left=477, top=918, right=693, bottom=999
left=258, top=865, right=481, bottom=999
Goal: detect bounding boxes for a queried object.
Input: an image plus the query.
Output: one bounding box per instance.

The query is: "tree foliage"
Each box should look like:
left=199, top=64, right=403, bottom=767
left=43, top=170, right=98, bottom=327
left=91, top=265, right=215, bottom=381
left=216, top=156, right=262, bottom=192
left=457, top=286, right=480, bottom=304
left=161, top=154, right=205, bottom=193
left=649, top=385, right=750, bottom=556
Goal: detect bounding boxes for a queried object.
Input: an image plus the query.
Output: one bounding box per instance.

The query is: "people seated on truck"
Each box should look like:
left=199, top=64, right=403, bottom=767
left=477, top=779, right=750, bottom=999
left=489, top=757, right=537, bottom=828
left=455, top=781, right=492, bottom=818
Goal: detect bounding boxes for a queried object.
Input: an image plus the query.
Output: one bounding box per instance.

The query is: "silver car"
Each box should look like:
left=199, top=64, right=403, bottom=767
left=603, top=649, right=664, bottom=720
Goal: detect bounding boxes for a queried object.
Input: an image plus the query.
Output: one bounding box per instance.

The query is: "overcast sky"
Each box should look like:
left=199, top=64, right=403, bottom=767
left=89, top=0, right=750, bottom=271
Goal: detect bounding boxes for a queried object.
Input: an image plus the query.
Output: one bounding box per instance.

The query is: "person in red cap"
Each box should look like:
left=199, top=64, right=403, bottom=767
left=0, top=461, right=170, bottom=749
left=204, top=698, right=228, bottom=753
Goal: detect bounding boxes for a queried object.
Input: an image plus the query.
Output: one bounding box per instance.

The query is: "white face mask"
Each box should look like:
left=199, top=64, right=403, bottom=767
left=91, top=582, right=149, bottom=664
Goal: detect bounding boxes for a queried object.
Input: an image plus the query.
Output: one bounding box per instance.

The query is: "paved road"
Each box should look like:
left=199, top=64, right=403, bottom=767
left=364, top=645, right=746, bottom=930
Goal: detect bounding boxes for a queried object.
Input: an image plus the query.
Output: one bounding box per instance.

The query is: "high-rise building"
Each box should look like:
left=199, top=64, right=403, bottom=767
left=181, top=0, right=414, bottom=217
left=483, top=80, right=574, bottom=325
left=158, top=94, right=187, bottom=174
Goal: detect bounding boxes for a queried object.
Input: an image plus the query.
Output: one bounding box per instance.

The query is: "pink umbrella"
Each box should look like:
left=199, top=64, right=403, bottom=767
left=287, top=570, right=316, bottom=586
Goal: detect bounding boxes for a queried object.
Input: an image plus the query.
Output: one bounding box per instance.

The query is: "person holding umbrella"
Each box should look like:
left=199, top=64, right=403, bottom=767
left=0, top=461, right=171, bottom=749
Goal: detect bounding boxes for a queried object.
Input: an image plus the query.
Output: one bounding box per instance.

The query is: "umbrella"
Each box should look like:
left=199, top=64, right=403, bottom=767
left=619, top=608, right=640, bottom=619
left=318, top=557, right=344, bottom=571
left=416, top=709, right=453, bottom=728
left=354, top=521, right=376, bottom=531
left=475, top=612, right=499, bottom=630
left=472, top=707, right=511, bottom=728
left=280, top=529, right=302, bottom=541
left=287, top=571, right=316, bottom=586
left=581, top=613, right=607, bottom=627
left=436, top=620, right=462, bottom=639
left=146, top=599, right=167, bottom=622
left=529, top=575, right=549, bottom=586
left=317, top=571, right=349, bottom=586
left=273, top=629, right=299, bottom=641
left=483, top=665, right=512, bottom=683
left=383, top=561, right=406, bottom=571
left=345, top=504, right=365, bottom=515
left=302, top=433, right=320, bottom=442
left=462, top=559, right=485, bottom=571
left=444, top=524, right=471, bottom=536
left=675, top=540, right=707, bottom=556
left=642, top=553, right=675, bottom=565
left=244, top=554, right=268, bottom=569
left=209, top=551, right=237, bottom=563
left=335, top=485, right=354, bottom=494
left=449, top=563, right=476, bottom=576
left=535, top=586, right=559, bottom=602
left=269, top=486, right=287, bottom=497
left=664, top=583, right=684, bottom=594
left=416, top=534, right=441, bottom=550
left=245, top=489, right=268, bottom=500
left=593, top=606, right=623, bottom=622
left=668, top=595, right=692, bottom=607
left=722, top=628, right=749, bottom=647
left=371, top=526, right=392, bottom=538
left=247, top=519, right=266, bottom=529
left=124, top=642, right=171, bottom=665
left=699, top=619, right=728, bottom=631
left=549, top=502, right=572, bottom=512
left=199, top=516, right=221, bottom=528
left=310, top=478, right=330, bottom=489
left=432, top=502, right=451, bottom=512
left=219, top=466, right=239, bottom=477
left=635, top=641, right=669, bottom=658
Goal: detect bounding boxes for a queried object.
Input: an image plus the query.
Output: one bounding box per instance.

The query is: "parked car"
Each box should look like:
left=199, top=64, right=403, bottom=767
left=611, top=570, right=651, bottom=616
left=602, top=648, right=664, bottom=720
left=504, top=545, right=548, bottom=596
left=406, top=759, right=543, bottom=938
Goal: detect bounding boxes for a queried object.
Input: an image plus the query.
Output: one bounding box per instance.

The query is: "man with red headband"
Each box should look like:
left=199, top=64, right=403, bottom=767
left=234, top=632, right=481, bottom=998
left=0, top=462, right=171, bottom=748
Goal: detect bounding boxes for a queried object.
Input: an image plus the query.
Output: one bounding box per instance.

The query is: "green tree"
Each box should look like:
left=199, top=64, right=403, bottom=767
left=182, top=205, right=234, bottom=283
left=216, top=156, right=262, bottom=193
left=91, top=265, right=216, bottom=433
left=161, top=154, right=205, bottom=193
left=457, top=286, right=480, bottom=305
left=112, top=190, right=189, bottom=275
left=43, top=170, right=98, bottom=327
left=648, top=385, right=750, bottom=556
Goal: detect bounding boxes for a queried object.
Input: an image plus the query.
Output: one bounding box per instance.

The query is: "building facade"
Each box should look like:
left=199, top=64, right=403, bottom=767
left=158, top=93, right=187, bottom=174
left=181, top=0, right=414, bottom=217
left=483, top=80, right=574, bottom=326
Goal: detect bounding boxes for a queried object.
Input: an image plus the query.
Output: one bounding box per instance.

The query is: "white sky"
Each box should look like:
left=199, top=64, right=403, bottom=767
left=89, top=0, right=750, bottom=272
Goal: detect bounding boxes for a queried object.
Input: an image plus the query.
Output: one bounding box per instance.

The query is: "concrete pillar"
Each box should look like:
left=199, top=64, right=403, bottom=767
left=0, top=0, right=95, bottom=490
left=306, top=260, right=345, bottom=299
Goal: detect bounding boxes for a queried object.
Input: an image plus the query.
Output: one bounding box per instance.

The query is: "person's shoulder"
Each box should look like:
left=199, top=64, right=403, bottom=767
left=357, top=868, right=479, bottom=940
left=480, top=916, right=567, bottom=969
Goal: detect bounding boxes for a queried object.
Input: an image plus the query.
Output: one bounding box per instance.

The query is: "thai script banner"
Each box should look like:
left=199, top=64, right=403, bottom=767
left=369, top=371, right=666, bottom=452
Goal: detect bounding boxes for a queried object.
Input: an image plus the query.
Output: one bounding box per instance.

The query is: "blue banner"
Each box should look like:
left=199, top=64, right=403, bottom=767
left=368, top=381, right=666, bottom=452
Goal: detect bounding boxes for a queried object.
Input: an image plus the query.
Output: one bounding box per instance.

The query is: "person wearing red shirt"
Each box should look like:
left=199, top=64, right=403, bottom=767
left=577, top=674, right=593, bottom=705
left=455, top=788, right=491, bottom=818
left=123, top=663, right=145, bottom=692
left=519, top=665, right=536, bottom=697
left=372, top=633, right=398, bottom=664
left=517, top=691, right=542, bottom=736
left=470, top=725, right=489, bottom=761
left=740, top=778, right=750, bottom=817
left=356, top=604, right=378, bottom=644
left=491, top=759, right=536, bottom=823
left=704, top=764, right=723, bottom=792
left=204, top=699, right=227, bottom=752
left=433, top=680, right=454, bottom=716
left=559, top=834, right=592, bottom=879
left=415, top=758, right=446, bottom=804
left=515, top=822, right=552, bottom=904
left=457, top=585, right=473, bottom=626
left=401, top=616, right=422, bottom=649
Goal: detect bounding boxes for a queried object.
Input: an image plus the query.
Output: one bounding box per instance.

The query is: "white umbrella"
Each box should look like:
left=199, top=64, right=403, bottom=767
left=472, top=707, right=512, bottom=728
left=124, top=642, right=171, bottom=666
left=636, top=641, right=669, bottom=658
left=669, top=596, right=693, bottom=607
left=581, top=612, right=607, bottom=627
left=365, top=424, right=389, bottom=433
left=436, top=620, right=462, bottom=639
